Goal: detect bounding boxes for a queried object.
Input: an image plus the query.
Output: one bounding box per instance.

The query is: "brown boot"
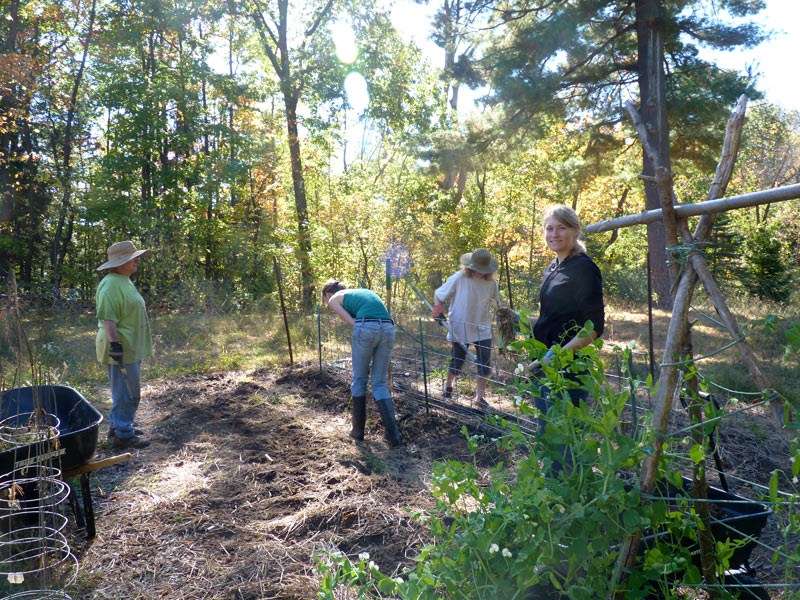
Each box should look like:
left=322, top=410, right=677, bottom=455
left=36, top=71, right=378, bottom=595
left=112, top=435, right=150, bottom=449
left=107, top=426, right=144, bottom=440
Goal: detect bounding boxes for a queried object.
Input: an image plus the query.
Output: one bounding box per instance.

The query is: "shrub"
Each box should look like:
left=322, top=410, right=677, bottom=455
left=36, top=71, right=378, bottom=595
left=743, top=225, right=793, bottom=303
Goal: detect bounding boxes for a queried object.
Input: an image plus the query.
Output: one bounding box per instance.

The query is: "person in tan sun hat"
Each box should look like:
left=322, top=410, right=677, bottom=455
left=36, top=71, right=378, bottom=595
left=95, top=241, right=153, bottom=449
left=433, top=248, right=501, bottom=409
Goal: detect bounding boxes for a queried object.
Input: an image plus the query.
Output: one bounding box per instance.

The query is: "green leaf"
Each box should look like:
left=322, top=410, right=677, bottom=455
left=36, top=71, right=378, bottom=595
left=786, top=323, right=800, bottom=348
left=377, top=577, right=397, bottom=594
left=622, top=509, right=639, bottom=529
left=769, top=470, right=779, bottom=503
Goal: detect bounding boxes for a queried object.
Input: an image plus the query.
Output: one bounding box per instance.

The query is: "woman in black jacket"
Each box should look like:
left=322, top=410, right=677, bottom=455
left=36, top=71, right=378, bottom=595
left=528, top=205, right=604, bottom=474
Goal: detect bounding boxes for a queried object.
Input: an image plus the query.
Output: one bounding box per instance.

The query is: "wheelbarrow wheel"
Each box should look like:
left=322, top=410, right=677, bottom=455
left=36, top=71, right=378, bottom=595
left=724, top=572, right=769, bottom=600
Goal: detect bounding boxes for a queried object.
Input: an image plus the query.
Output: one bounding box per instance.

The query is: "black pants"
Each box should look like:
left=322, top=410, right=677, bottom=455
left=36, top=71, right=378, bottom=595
left=448, top=339, right=492, bottom=377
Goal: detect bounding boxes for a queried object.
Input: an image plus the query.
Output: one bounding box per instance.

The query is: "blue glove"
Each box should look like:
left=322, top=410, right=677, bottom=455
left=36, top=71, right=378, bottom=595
left=541, top=348, right=555, bottom=367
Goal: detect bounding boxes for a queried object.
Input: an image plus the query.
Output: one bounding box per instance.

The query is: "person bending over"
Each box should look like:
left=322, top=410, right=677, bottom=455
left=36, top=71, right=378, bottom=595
left=322, top=280, right=402, bottom=447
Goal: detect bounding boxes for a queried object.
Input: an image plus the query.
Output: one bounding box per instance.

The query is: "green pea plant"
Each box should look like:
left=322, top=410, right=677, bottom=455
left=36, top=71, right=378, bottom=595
left=316, top=323, right=789, bottom=599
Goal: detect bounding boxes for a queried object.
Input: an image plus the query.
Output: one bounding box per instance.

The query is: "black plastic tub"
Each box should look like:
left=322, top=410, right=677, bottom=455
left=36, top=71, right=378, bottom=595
left=0, top=386, right=103, bottom=474
left=644, top=475, right=773, bottom=572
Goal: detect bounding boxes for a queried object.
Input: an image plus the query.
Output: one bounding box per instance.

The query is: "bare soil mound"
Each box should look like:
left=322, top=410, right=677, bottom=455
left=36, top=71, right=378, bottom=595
left=69, top=363, right=486, bottom=599
left=65, top=363, right=795, bottom=599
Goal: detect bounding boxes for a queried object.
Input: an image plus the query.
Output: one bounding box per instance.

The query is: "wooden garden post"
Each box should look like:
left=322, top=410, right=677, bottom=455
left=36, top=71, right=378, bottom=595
left=613, top=97, right=754, bottom=598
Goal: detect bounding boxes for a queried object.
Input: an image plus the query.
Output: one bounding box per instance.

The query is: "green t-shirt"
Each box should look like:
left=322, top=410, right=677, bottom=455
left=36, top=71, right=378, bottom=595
left=95, top=273, right=153, bottom=365
left=341, top=289, right=391, bottom=320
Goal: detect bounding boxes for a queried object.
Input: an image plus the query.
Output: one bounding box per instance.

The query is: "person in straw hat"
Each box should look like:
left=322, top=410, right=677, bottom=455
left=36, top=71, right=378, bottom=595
left=95, top=241, right=153, bottom=449
left=433, top=248, right=501, bottom=409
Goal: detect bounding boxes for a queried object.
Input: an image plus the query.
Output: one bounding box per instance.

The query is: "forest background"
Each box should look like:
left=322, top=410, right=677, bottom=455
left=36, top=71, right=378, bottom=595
left=1, top=0, right=799, bottom=323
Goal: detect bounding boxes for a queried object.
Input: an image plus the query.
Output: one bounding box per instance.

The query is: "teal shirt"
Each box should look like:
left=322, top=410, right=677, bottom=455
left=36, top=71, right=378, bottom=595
left=341, top=289, right=391, bottom=320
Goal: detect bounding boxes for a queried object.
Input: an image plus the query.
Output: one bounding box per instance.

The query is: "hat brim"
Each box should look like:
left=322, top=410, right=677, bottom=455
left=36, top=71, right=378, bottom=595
left=460, top=252, right=498, bottom=274
left=96, top=249, right=152, bottom=271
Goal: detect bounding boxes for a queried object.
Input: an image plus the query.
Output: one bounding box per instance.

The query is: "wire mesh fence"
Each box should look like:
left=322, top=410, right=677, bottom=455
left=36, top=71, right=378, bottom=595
left=318, top=306, right=800, bottom=598
left=1, top=276, right=799, bottom=598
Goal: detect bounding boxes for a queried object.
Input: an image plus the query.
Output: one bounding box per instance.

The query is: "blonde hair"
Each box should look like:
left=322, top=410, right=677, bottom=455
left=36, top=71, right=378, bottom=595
left=542, top=205, right=586, bottom=256
left=461, top=267, right=496, bottom=280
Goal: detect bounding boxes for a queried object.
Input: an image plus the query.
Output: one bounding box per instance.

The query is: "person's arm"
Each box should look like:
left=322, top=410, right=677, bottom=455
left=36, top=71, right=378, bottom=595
left=103, top=320, right=125, bottom=365
left=104, top=320, right=120, bottom=342
left=433, top=272, right=458, bottom=318
left=561, top=328, right=598, bottom=351
left=557, top=259, right=604, bottom=351
left=327, top=293, right=355, bottom=326
left=432, top=297, right=445, bottom=318
left=571, top=258, right=604, bottom=346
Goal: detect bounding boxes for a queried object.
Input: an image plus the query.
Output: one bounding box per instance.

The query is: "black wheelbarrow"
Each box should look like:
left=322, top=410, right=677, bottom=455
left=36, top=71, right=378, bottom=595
left=1, top=385, right=130, bottom=538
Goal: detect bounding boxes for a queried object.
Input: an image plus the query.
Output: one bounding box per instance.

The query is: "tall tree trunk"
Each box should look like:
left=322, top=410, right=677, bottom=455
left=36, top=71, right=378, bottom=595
left=251, top=0, right=323, bottom=310
left=284, top=93, right=314, bottom=309
left=0, top=0, right=21, bottom=225
left=51, top=0, right=97, bottom=291
left=636, top=0, right=672, bottom=308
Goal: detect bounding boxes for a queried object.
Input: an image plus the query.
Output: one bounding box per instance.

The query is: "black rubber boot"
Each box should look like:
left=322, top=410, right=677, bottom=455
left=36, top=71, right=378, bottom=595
left=350, top=396, right=366, bottom=441
left=376, top=398, right=403, bottom=447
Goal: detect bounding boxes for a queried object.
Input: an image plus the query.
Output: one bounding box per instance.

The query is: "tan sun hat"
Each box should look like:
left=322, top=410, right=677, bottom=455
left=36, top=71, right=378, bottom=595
left=460, top=248, right=498, bottom=274
left=96, top=241, right=152, bottom=271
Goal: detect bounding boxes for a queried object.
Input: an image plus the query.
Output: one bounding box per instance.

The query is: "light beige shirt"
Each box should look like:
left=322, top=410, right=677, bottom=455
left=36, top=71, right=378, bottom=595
left=434, top=271, right=500, bottom=343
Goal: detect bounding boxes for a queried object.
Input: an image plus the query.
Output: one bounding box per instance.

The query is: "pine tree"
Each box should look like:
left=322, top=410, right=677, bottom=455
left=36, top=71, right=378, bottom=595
left=744, top=225, right=793, bottom=302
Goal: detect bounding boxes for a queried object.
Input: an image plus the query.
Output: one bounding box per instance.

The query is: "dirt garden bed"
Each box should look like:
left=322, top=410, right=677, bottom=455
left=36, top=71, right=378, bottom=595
left=67, top=363, right=501, bottom=599
left=65, top=362, right=797, bottom=599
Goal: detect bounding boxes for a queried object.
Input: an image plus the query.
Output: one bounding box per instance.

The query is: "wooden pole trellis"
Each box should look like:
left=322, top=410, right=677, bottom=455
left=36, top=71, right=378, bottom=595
left=586, top=182, right=800, bottom=234
left=599, top=95, right=797, bottom=598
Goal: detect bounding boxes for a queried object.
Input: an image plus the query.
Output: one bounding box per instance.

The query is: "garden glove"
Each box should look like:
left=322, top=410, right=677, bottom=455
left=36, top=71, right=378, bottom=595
left=109, top=341, right=124, bottom=366
left=541, top=347, right=555, bottom=367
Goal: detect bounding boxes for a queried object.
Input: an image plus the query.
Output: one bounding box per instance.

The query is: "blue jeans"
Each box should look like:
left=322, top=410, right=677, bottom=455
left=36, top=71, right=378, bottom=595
left=533, top=380, right=587, bottom=476
left=108, top=361, right=141, bottom=439
left=351, top=322, right=395, bottom=401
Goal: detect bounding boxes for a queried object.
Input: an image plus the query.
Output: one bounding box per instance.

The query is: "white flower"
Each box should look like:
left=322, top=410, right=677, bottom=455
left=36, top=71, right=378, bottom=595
left=358, top=552, right=370, bottom=561
left=793, top=476, right=798, bottom=484
left=394, top=577, right=404, bottom=584
left=515, top=363, right=525, bottom=375
left=790, top=455, right=796, bottom=464
left=369, top=560, right=377, bottom=571
left=489, top=543, right=499, bottom=554
left=502, top=548, right=512, bottom=558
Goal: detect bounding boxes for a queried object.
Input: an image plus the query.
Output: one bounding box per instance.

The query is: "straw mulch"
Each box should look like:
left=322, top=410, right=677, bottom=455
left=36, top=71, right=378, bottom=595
left=67, top=363, right=483, bottom=599
left=64, top=362, right=798, bottom=599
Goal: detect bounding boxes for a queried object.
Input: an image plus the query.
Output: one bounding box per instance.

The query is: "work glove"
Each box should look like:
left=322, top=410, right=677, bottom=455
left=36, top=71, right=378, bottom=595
left=525, top=348, right=555, bottom=375
left=432, top=304, right=445, bottom=321
left=541, top=347, right=555, bottom=367
left=109, top=341, right=124, bottom=366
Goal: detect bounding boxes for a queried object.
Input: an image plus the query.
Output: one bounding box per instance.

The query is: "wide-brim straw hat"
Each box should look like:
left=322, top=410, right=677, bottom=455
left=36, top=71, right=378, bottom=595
left=460, top=248, right=498, bottom=274
left=96, top=241, right=152, bottom=271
